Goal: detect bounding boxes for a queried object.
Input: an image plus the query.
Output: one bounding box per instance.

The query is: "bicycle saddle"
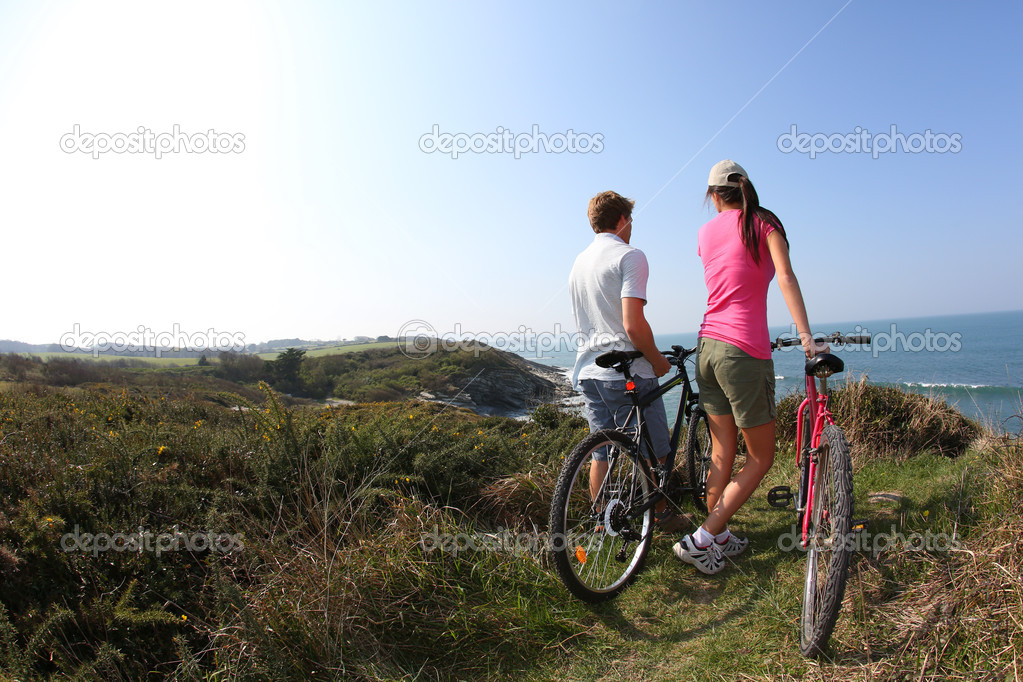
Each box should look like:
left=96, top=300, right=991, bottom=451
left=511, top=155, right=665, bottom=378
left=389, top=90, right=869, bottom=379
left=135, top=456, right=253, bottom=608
left=594, top=349, right=643, bottom=369
left=804, top=353, right=844, bottom=378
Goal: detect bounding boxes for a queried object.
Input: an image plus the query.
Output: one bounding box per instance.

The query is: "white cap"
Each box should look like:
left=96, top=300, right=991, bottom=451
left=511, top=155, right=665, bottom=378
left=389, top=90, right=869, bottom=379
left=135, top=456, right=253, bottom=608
left=708, top=159, right=748, bottom=187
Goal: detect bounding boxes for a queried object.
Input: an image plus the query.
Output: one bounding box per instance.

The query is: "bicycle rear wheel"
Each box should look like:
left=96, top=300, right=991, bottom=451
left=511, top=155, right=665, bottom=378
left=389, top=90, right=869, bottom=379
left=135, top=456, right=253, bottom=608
left=549, top=429, right=654, bottom=603
left=799, top=423, right=853, bottom=657
left=684, top=407, right=712, bottom=512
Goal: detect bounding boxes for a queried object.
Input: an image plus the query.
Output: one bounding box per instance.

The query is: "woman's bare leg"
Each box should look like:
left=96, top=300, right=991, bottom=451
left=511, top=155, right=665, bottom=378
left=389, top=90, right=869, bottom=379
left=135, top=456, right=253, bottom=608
left=702, top=418, right=776, bottom=536
left=704, top=413, right=738, bottom=514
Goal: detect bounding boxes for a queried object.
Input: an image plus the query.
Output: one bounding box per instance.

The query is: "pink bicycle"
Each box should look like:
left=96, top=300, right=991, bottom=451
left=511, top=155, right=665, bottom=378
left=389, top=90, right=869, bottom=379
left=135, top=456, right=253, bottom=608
left=767, top=331, right=870, bottom=657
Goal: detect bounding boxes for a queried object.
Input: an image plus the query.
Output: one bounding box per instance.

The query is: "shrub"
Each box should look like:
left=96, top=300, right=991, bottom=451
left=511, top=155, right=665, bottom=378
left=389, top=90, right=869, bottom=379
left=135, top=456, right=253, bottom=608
left=777, top=378, right=982, bottom=461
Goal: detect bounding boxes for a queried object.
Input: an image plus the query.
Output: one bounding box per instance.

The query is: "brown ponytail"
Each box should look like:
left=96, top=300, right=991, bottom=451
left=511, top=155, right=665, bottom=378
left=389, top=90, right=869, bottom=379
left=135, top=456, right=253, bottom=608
left=706, top=174, right=788, bottom=265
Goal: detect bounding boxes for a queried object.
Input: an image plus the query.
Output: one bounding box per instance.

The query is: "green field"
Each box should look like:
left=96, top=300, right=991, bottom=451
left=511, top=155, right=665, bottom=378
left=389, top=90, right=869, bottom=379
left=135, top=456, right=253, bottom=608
left=254, top=341, right=396, bottom=360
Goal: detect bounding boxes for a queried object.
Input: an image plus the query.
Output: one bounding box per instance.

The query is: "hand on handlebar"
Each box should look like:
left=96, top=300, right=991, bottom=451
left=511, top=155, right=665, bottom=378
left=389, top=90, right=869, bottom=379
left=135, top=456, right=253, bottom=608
left=651, top=353, right=672, bottom=377
left=800, top=333, right=830, bottom=358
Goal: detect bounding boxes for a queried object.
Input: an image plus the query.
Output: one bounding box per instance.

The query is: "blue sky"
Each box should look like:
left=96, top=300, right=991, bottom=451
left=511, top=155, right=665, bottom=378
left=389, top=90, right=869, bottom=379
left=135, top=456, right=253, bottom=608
left=1, top=1, right=1020, bottom=346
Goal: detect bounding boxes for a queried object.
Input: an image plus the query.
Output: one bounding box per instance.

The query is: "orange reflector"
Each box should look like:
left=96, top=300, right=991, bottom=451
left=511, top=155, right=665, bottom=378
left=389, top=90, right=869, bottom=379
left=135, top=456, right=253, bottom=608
left=625, top=381, right=635, bottom=391
left=574, top=546, right=587, bottom=564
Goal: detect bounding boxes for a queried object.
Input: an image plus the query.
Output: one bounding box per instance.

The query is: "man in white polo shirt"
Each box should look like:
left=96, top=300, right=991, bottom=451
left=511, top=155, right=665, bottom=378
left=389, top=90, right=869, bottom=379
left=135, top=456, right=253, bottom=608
left=569, top=190, right=683, bottom=533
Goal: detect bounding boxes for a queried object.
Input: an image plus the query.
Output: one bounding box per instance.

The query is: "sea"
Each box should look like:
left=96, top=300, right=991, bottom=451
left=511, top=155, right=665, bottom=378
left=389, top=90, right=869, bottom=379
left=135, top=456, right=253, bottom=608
left=506, top=310, right=1023, bottom=434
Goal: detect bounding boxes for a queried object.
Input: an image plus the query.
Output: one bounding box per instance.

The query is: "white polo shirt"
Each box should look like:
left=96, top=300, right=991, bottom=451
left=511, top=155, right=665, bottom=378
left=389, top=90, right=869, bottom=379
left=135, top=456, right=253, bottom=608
left=569, top=232, right=655, bottom=388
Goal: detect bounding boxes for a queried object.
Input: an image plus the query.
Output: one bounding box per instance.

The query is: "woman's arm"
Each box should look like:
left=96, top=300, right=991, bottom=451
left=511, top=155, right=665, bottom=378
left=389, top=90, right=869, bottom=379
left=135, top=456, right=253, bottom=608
left=767, top=230, right=818, bottom=358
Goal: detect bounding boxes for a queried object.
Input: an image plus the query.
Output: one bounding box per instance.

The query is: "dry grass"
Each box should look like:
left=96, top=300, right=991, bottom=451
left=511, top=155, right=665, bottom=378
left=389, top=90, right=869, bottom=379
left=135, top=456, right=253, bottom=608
left=777, top=378, right=982, bottom=463
left=840, top=432, right=1023, bottom=679
left=477, top=469, right=558, bottom=530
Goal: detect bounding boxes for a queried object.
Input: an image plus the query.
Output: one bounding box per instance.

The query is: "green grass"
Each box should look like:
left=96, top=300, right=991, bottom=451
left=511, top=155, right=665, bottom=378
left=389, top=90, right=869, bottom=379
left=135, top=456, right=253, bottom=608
left=0, top=374, right=1017, bottom=679
left=523, top=446, right=981, bottom=680
left=25, top=353, right=202, bottom=367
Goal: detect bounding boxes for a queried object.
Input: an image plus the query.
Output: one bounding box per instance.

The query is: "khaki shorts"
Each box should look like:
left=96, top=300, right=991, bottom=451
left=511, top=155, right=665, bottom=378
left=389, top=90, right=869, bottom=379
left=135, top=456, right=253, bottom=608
left=696, top=337, right=776, bottom=429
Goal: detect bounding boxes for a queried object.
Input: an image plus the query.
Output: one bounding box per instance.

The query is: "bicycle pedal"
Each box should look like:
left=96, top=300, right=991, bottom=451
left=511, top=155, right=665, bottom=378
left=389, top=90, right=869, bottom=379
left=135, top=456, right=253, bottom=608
left=768, top=486, right=794, bottom=508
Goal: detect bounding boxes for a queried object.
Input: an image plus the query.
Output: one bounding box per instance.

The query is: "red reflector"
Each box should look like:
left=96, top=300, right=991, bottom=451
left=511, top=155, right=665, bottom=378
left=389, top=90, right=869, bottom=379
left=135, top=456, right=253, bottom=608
left=626, top=381, right=635, bottom=391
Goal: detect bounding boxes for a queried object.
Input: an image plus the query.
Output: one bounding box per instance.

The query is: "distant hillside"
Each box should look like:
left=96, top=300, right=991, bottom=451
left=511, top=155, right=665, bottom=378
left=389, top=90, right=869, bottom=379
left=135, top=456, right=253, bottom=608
left=0, top=340, right=62, bottom=354
left=0, top=342, right=569, bottom=418
left=0, top=336, right=397, bottom=359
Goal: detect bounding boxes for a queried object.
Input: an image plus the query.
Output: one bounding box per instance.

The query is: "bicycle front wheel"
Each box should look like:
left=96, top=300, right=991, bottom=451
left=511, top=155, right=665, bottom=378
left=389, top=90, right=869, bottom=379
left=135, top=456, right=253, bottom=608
left=549, top=429, right=654, bottom=603
left=684, top=407, right=712, bottom=512
left=799, top=423, right=853, bottom=657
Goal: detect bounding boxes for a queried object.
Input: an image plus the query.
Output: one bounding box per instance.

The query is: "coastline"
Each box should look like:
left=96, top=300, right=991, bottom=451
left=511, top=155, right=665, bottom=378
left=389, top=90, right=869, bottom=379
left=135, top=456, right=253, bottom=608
left=504, top=310, right=1023, bottom=433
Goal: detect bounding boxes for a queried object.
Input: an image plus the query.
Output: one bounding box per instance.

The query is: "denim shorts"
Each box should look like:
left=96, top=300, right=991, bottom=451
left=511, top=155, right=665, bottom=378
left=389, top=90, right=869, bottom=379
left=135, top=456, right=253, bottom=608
left=578, top=376, right=671, bottom=460
left=696, top=336, right=776, bottom=429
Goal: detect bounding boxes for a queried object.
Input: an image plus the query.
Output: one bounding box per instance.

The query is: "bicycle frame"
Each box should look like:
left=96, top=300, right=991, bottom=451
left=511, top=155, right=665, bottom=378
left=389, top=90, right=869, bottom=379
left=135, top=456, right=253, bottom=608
left=796, top=374, right=835, bottom=547
left=610, top=353, right=700, bottom=499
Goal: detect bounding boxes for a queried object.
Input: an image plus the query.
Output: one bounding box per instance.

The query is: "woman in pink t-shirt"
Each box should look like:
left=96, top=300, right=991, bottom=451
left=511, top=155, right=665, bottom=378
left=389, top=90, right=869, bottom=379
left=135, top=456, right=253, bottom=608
left=674, top=160, right=820, bottom=575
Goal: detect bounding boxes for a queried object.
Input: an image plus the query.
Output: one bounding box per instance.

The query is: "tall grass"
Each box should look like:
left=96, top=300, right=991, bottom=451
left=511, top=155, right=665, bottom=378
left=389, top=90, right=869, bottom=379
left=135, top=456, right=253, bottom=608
left=777, top=376, right=981, bottom=462
left=0, top=382, right=588, bottom=678
left=1, top=376, right=1017, bottom=679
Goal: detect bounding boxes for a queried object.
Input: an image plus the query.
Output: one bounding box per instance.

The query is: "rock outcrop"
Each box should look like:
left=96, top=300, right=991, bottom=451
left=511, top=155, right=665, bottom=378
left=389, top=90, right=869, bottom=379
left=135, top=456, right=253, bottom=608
left=421, top=350, right=572, bottom=418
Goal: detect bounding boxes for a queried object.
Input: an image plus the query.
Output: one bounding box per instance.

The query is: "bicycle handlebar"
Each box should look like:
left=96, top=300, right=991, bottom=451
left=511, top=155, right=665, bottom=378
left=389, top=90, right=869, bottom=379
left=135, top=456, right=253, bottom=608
left=594, top=345, right=697, bottom=370
left=770, top=332, right=872, bottom=351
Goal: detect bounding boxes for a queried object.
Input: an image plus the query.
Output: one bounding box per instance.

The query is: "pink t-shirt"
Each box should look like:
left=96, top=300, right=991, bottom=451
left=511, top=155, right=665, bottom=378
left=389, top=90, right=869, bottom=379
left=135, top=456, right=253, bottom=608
left=697, top=209, right=776, bottom=359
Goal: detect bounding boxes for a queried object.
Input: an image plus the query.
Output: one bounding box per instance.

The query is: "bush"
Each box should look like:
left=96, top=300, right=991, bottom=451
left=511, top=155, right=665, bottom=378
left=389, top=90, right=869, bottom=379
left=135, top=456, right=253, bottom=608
left=0, top=385, right=587, bottom=678
left=777, top=378, right=981, bottom=461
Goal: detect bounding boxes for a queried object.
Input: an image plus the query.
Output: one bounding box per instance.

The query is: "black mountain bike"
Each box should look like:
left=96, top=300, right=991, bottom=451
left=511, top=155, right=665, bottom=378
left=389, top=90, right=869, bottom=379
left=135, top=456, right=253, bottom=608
left=548, top=345, right=711, bottom=603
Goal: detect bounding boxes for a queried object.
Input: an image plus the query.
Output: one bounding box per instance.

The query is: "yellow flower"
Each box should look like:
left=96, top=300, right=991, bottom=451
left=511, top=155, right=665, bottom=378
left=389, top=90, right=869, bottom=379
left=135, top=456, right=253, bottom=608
left=181, top=614, right=187, bottom=621
left=158, top=446, right=167, bottom=455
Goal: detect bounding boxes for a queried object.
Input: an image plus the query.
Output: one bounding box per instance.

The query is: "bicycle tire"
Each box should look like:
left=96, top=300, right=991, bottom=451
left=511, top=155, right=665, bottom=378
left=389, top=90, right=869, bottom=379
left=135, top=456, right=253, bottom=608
left=684, top=407, right=712, bottom=512
left=549, top=429, right=654, bottom=603
left=799, top=423, right=853, bottom=657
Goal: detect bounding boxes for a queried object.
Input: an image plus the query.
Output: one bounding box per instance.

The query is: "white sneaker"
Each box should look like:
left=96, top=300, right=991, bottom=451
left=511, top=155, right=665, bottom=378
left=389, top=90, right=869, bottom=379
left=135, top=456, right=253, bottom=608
left=714, top=532, right=748, bottom=558
left=673, top=534, right=724, bottom=575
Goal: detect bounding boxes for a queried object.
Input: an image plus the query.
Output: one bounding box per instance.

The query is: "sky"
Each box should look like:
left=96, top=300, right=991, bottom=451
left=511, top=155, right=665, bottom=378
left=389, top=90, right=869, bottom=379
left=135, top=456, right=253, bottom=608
left=1, top=1, right=1020, bottom=349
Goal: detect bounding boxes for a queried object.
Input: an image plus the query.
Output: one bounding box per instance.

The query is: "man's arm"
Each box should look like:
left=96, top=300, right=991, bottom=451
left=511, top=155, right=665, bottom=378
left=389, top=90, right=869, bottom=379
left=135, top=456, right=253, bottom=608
left=622, top=297, right=671, bottom=377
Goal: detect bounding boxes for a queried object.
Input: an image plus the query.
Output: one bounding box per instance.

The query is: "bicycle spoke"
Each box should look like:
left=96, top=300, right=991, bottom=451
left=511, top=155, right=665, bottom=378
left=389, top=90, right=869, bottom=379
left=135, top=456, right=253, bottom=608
left=549, top=430, right=654, bottom=602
